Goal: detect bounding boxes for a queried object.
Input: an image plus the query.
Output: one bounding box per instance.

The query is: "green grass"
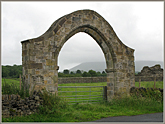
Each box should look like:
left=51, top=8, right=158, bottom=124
left=2, top=78, right=20, bottom=86
left=2, top=78, right=163, bottom=89
left=135, top=81, right=163, bottom=89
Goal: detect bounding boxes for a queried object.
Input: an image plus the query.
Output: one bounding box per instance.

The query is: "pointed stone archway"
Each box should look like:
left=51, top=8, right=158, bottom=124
left=21, top=9, right=135, bottom=101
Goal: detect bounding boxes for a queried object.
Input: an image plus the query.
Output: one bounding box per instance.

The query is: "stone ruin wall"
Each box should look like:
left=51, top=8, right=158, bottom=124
left=135, top=64, right=163, bottom=82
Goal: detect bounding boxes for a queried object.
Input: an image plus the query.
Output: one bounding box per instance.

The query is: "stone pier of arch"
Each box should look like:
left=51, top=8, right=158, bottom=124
left=21, top=9, right=135, bottom=101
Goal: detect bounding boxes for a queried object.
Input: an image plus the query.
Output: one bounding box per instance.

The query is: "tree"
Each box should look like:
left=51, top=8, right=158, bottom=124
left=70, top=71, right=75, bottom=74
left=63, top=69, right=69, bottom=74
left=88, top=70, right=97, bottom=77
left=2, top=66, right=9, bottom=78
left=102, top=71, right=106, bottom=74
left=102, top=71, right=107, bottom=77
left=97, top=71, right=101, bottom=77
left=2, top=65, right=22, bottom=78
left=82, top=71, right=91, bottom=77
left=76, top=70, right=82, bottom=74
left=58, top=72, right=64, bottom=77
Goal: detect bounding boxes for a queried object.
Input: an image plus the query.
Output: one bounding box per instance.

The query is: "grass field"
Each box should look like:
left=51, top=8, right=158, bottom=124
left=135, top=81, right=163, bottom=89
left=2, top=78, right=20, bottom=86
left=2, top=78, right=163, bottom=88
left=2, top=78, right=163, bottom=122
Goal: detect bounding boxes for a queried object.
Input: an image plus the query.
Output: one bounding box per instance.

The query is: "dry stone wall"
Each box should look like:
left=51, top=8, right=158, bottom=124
left=58, top=77, right=107, bottom=84
left=2, top=92, right=43, bottom=118
left=21, top=9, right=135, bottom=101
left=130, top=87, right=163, bottom=97
left=135, top=76, right=163, bottom=82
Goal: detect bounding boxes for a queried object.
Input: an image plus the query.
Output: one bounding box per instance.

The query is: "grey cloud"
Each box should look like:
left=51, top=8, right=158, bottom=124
left=1, top=2, right=163, bottom=70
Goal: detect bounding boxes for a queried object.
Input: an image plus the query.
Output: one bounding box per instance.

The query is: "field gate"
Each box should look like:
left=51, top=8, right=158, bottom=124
left=58, top=86, right=107, bottom=104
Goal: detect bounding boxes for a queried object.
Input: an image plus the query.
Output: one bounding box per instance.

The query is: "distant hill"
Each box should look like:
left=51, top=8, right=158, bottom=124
left=69, top=61, right=164, bottom=72
left=69, top=62, right=106, bottom=72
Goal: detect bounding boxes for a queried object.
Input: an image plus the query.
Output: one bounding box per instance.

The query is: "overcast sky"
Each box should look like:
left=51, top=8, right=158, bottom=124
left=1, top=1, right=164, bottom=71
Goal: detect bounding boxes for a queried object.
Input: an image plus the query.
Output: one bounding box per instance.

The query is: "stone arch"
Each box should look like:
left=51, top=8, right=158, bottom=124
left=21, top=9, right=135, bottom=101
left=57, top=25, right=115, bottom=70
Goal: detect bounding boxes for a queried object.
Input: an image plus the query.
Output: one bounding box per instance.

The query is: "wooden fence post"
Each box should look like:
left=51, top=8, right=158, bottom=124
left=139, top=77, right=141, bottom=88
left=19, top=74, right=21, bottom=90
left=154, top=76, right=156, bottom=89
left=103, top=86, right=107, bottom=100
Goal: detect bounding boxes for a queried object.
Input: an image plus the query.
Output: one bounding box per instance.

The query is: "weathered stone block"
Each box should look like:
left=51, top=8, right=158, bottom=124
left=35, top=70, right=40, bottom=75
left=46, top=85, right=57, bottom=92
left=107, top=82, right=113, bottom=87
left=46, top=59, right=55, bottom=66
left=48, top=71, right=54, bottom=76
left=107, top=86, right=113, bottom=90
left=29, top=63, right=42, bottom=69
left=54, top=25, right=61, bottom=34
left=22, top=50, right=27, bottom=56
left=107, top=90, right=114, bottom=96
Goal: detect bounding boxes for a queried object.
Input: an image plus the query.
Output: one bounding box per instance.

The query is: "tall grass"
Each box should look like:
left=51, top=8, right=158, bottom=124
left=2, top=78, right=29, bottom=98
left=2, top=78, right=20, bottom=86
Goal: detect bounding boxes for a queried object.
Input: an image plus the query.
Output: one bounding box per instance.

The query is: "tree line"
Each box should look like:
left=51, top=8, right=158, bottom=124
left=2, top=65, right=22, bottom=78
left=58, top=69, right=107, bottom=77
left=2, top=65, right=107, bottom=78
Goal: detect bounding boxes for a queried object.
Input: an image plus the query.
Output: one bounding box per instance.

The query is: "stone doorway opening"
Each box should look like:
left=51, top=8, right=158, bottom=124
left=58, top=32, right=106, bottom=73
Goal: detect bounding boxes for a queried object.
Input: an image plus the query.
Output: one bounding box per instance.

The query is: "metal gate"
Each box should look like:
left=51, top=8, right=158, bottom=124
left=58, top=86, right=107, bottom=104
